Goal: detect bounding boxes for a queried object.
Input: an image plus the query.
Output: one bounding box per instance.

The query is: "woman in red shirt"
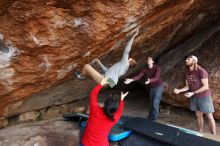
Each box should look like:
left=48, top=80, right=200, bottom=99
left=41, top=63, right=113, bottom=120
left=81, top=78, right=128, bottom=146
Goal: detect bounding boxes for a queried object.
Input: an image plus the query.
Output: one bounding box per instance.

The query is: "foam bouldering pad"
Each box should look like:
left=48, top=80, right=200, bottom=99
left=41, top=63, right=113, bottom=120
left=124, top=117, right=220, bottom=146
left=124, top=117, right=179, bottom=143
left=120, top=131, right=173, bottom=146
left=63, top=113, right=89, bottom=122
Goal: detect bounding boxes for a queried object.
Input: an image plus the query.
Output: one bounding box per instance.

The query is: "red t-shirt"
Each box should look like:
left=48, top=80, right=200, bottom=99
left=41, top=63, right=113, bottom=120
left=82, top=84, right=124, bottom=146
left=186, top=67, right=211, bottom=98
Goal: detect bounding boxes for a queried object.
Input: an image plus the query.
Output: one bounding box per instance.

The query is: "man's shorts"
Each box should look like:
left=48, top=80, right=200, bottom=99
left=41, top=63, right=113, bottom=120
left=190, top=96, right=215, bottom=113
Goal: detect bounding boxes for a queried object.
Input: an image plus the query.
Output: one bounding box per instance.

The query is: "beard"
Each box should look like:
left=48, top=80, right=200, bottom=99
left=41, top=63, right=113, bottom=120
left=185, top=62, right=194, bottom=67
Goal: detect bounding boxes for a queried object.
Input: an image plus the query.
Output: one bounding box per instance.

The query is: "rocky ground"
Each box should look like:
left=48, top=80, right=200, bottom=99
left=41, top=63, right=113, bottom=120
left=0, top=83, right=219, bottom=146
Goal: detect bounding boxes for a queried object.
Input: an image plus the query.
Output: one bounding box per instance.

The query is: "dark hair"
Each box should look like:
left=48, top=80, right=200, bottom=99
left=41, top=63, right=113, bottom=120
left=103, top=97, right=119, bottom=121
left=147, top=56, right=156, bottom=64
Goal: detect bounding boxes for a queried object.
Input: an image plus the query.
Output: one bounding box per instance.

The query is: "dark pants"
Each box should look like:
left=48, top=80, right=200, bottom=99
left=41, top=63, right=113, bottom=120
left=148, top=84, right=163, bottom=121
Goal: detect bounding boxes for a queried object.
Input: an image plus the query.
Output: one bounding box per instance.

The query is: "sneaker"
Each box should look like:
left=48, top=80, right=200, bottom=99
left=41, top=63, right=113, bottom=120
left=74, top=71, right=85, bottom=80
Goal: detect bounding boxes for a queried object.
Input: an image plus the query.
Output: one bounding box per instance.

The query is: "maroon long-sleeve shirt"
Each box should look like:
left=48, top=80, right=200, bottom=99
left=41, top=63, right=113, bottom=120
left=132, top=65, right=163, bottom=87
left=82, top=84, right=124, bottom=146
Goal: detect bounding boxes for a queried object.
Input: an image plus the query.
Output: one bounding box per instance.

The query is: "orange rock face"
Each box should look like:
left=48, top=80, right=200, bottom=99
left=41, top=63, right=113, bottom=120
left=0, top=0, right=166, bottom=117
left=0, top=0, right=220, bottom=119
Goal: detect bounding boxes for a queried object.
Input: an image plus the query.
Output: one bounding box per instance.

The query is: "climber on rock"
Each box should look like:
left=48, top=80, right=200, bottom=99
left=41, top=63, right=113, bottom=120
left=75, top=29, right=139, bottom=88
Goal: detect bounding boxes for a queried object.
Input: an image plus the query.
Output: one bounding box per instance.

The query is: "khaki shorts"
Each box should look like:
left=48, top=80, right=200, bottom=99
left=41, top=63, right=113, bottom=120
left=106, top=77, right=116, bottom=88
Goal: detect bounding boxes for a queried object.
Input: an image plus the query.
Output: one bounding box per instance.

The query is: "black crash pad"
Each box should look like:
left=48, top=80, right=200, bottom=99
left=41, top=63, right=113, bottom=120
left=124, top=117, right=220, bottom=146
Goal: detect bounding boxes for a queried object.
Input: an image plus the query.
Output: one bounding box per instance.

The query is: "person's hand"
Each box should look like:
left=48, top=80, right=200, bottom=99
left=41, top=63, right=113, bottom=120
left=133, top=29, right=139, bottom=38
left=184, top=92, right=194, bottom=98
left=124, top=78, right=133, bottom=84
left=100, top=77, right=109, bottom=86
left=121, top=92, right=129, bottom=100
left=173, top=88, right=180, bottom=94
left=145, top=79, right=150, bottom=85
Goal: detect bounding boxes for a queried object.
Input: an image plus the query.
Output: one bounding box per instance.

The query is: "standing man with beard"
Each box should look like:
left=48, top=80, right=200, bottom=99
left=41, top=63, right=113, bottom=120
left=124, top=57, right=163, bottom=121
left=173, top=55, right=216, bottom=135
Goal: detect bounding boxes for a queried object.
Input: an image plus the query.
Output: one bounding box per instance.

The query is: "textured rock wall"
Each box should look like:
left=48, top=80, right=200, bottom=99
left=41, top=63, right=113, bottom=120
left=0, top=0, right=166, bottom=117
